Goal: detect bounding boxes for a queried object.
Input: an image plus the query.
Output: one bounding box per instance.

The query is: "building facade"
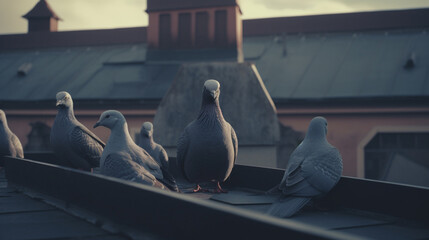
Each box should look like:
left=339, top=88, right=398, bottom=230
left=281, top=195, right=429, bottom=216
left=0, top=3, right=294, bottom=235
left=1, top=0, right=429, bottom=185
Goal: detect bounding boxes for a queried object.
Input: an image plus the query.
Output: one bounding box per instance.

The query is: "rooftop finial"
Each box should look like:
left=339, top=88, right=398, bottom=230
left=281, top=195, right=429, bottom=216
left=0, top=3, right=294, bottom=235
left=23, top=0, right=61, bottom=32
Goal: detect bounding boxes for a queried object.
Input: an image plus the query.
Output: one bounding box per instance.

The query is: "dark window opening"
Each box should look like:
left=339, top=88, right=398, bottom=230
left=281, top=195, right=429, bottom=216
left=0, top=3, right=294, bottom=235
left=195, top=12, right=209, bottom=48
left=178, top=13, right=192, bottom=48
left=365, top=132, right=429, bottom=187
left=159, top=14, right=172, bottom=48
left=215, top=10, right=228, bottom=47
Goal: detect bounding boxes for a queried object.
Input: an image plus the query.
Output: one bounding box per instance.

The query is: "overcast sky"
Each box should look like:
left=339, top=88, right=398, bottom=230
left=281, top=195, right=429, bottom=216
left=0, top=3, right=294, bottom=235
left=1, top=0, right=429, bottom=34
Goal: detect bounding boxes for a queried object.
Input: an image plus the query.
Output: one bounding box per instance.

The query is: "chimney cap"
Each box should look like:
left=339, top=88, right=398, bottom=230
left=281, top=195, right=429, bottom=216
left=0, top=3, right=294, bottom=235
left=23, top=0, right=61, bottom=20
left=146, top=0, right=241, bottom=13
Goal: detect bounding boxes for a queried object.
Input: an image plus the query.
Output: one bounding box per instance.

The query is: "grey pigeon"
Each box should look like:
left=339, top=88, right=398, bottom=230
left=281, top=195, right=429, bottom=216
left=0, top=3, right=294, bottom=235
left=267, top=116, right=343, bottom=218
left=138, top=122, right=169, bottom=168
left=50, top=91, right=105, bottom=171
left=138, top=122, right=179, bottom=192
left=94, top=110, right=178, bottom=191
left=0, top=110, right=24, bottom=158
left=177, top=79, right=238, bottom=193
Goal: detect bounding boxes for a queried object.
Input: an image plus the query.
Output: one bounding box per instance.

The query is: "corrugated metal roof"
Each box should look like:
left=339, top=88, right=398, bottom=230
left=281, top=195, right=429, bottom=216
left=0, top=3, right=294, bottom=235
left=0, top=28, right=428, bottom=102
left=243, top=28, right=429, bottom=99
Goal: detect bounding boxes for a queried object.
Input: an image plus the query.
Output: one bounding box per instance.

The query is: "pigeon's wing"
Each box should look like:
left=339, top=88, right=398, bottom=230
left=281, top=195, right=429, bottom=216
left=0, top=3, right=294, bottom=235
left=176, top=127, right=190, bottom=180
left=230, top=125, right=238, bottom=164
left=139, top=148, right=164, bottom=179
left=279, top=151, right=306, bottom=190
left=102, top=152, right=167, bottom=190
left=77, top=123, right=106, bottom=147
left=301, top=147, right=343, bottom=193
left=70, top=126, right=104, bottom=167
left=10, top=134, right=24, bottom=158
left=157, top=145, right=169, bottom=169
left=267, top=196, right=311, bottom=218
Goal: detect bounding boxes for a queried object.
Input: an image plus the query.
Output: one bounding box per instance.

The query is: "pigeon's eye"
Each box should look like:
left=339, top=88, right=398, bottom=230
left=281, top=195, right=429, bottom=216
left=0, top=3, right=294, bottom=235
left=105, top=115, right=110, bottom=119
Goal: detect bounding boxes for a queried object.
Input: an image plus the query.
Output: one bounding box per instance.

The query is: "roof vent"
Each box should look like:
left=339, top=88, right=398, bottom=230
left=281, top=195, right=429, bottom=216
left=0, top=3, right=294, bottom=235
left=17, top=63, right=32, bottom=76
left=404, top=53, right=416, bottom=70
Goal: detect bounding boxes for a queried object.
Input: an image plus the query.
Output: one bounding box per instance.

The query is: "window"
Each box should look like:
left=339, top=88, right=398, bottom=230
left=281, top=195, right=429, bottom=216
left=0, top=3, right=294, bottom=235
left=195, top=12, right=209, bottom=47
left=365, top=132, right=429, bottom=187
left=178, top=13, right=192, bottom=48
left=215, top=10, right=228, bottom=47
left=159, top=14, right=172, bottom=48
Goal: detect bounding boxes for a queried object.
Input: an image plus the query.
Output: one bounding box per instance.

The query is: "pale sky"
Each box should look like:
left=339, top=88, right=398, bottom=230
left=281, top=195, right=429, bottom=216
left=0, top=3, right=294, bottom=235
left=1, top=0, right=429, bottom=34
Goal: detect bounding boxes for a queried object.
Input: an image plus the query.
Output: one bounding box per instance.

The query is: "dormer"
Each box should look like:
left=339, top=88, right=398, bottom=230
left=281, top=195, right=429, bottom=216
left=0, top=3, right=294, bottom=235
left=146, top=0, right=242, bottom=50
left=23, top=0, right=61, bottom=33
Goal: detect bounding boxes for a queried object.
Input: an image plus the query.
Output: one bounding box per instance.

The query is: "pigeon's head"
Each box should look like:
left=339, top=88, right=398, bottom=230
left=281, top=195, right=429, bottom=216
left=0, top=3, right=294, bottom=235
left=55, top=91, right=73, bottom=109
left=306, top=116, right=328, bottom=140
left=140, top=122, right=153, bottom=138
left=94, top=110, right=125, bottom=129
left=203, top=79, right=220, bottom=101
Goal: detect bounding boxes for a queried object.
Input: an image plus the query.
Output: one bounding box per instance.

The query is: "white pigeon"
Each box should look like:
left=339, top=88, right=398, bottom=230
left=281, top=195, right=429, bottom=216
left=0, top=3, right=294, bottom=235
left=94, top=110, right=177, bottom=191
left=267, top=116, right=343, bottom=217
left=50, top=91, right=105, bottom=171
left=0, top=110, right=24, bottom=158
left=177, top=79, right=238, bottom=193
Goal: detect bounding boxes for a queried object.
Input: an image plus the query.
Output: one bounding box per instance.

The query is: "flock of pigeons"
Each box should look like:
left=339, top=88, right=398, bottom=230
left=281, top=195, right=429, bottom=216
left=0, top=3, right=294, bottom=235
left=0, top=79, right=342, bottom=218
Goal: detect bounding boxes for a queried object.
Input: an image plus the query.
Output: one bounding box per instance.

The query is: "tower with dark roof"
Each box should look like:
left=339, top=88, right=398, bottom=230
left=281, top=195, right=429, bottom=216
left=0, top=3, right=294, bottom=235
left=23, top=0, right=61, bottom=32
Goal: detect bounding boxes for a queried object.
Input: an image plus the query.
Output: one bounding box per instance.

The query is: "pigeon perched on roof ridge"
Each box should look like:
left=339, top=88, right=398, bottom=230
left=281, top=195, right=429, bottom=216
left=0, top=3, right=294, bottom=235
left=0, top=109, right=24, bottom=159
left=138, top=121, right=179, bottom=192
left=50, top=91, right=105, bottom=171
left=94, top=110, right=178, bottom=191
left=267, top=116, right=342, bottom=218
left=177, top=79, right=238, bottom=193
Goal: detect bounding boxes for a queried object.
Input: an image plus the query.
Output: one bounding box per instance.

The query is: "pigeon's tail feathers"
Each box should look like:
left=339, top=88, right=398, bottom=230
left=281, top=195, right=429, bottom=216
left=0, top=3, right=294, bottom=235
left=267, top=196, right=311, bottom=218
left=159, top=167, right=180, bottom=192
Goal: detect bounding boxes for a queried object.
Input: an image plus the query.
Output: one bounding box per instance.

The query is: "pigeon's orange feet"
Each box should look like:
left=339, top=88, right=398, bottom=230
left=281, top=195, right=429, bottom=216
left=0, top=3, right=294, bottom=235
left=212, top=182, right=228, bottom=193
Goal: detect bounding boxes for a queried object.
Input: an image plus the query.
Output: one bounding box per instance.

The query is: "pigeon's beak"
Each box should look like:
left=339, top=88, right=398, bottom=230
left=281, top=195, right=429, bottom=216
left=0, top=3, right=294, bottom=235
left=56, top=100, right=64, bottom=107
left=209, top=90, right=216, bottom=98
left=93, top=121, right=101, bottom=128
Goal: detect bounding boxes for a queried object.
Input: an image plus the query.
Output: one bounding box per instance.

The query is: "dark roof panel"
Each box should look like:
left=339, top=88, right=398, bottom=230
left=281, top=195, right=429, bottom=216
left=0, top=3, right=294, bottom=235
left=146, top=0, right=240, bottom=12
left=23, top=0, right=61, bottom=20
left=243, top=8, right=429, bottom=36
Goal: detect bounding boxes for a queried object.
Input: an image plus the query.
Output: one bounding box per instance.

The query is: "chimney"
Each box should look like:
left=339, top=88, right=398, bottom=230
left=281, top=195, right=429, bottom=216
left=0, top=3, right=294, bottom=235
left=146, top=0, right=242, bottom=51
left=23, top=0, right=61, bottom=33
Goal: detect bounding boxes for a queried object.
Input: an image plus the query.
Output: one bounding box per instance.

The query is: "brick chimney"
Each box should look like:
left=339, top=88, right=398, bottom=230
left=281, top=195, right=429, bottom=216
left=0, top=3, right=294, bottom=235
left=146, top=0, right=242, bottom=50
left=23, top=0, right=61, bottom=32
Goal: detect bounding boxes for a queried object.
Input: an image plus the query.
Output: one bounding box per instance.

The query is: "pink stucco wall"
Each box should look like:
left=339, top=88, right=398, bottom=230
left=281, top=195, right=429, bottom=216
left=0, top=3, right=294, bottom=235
left=4, top=105, right=429, bottom=178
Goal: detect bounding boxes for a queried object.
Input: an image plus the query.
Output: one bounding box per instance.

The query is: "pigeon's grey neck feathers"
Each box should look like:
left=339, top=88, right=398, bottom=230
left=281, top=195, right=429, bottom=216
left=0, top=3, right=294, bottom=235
left=108, top=121, right=134, bottom=146
left=0, top=110, right=9, bottom=130
left=303, top=117, right=328, bottom=144
left=198, top=100, right=224, bottom=125
left=140, top=134, right=155, bottom=149
left=198, top=86, right=224, bottom=124
left=57, top=106, right=76, bottom=121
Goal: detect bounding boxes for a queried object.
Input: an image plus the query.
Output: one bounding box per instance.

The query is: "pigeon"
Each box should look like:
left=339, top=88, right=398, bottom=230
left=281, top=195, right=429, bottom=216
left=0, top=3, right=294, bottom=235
left=50, top=91, right=105, bottom=171
left=0, top=110, right=24, bottom=158
left=94, top=110, right=178, bottom=191
left=177, top=79, right=238, bottom=193
left=138, top=122, right=179, bottom=192
left=138, top=122, right=169, bottom=168
left=267, top=116, right=343, bottom=218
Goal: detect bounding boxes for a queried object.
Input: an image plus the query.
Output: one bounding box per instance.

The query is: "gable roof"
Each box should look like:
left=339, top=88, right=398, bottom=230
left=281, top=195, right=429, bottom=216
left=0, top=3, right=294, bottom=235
left=22, top=0, right=61, bottom=20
